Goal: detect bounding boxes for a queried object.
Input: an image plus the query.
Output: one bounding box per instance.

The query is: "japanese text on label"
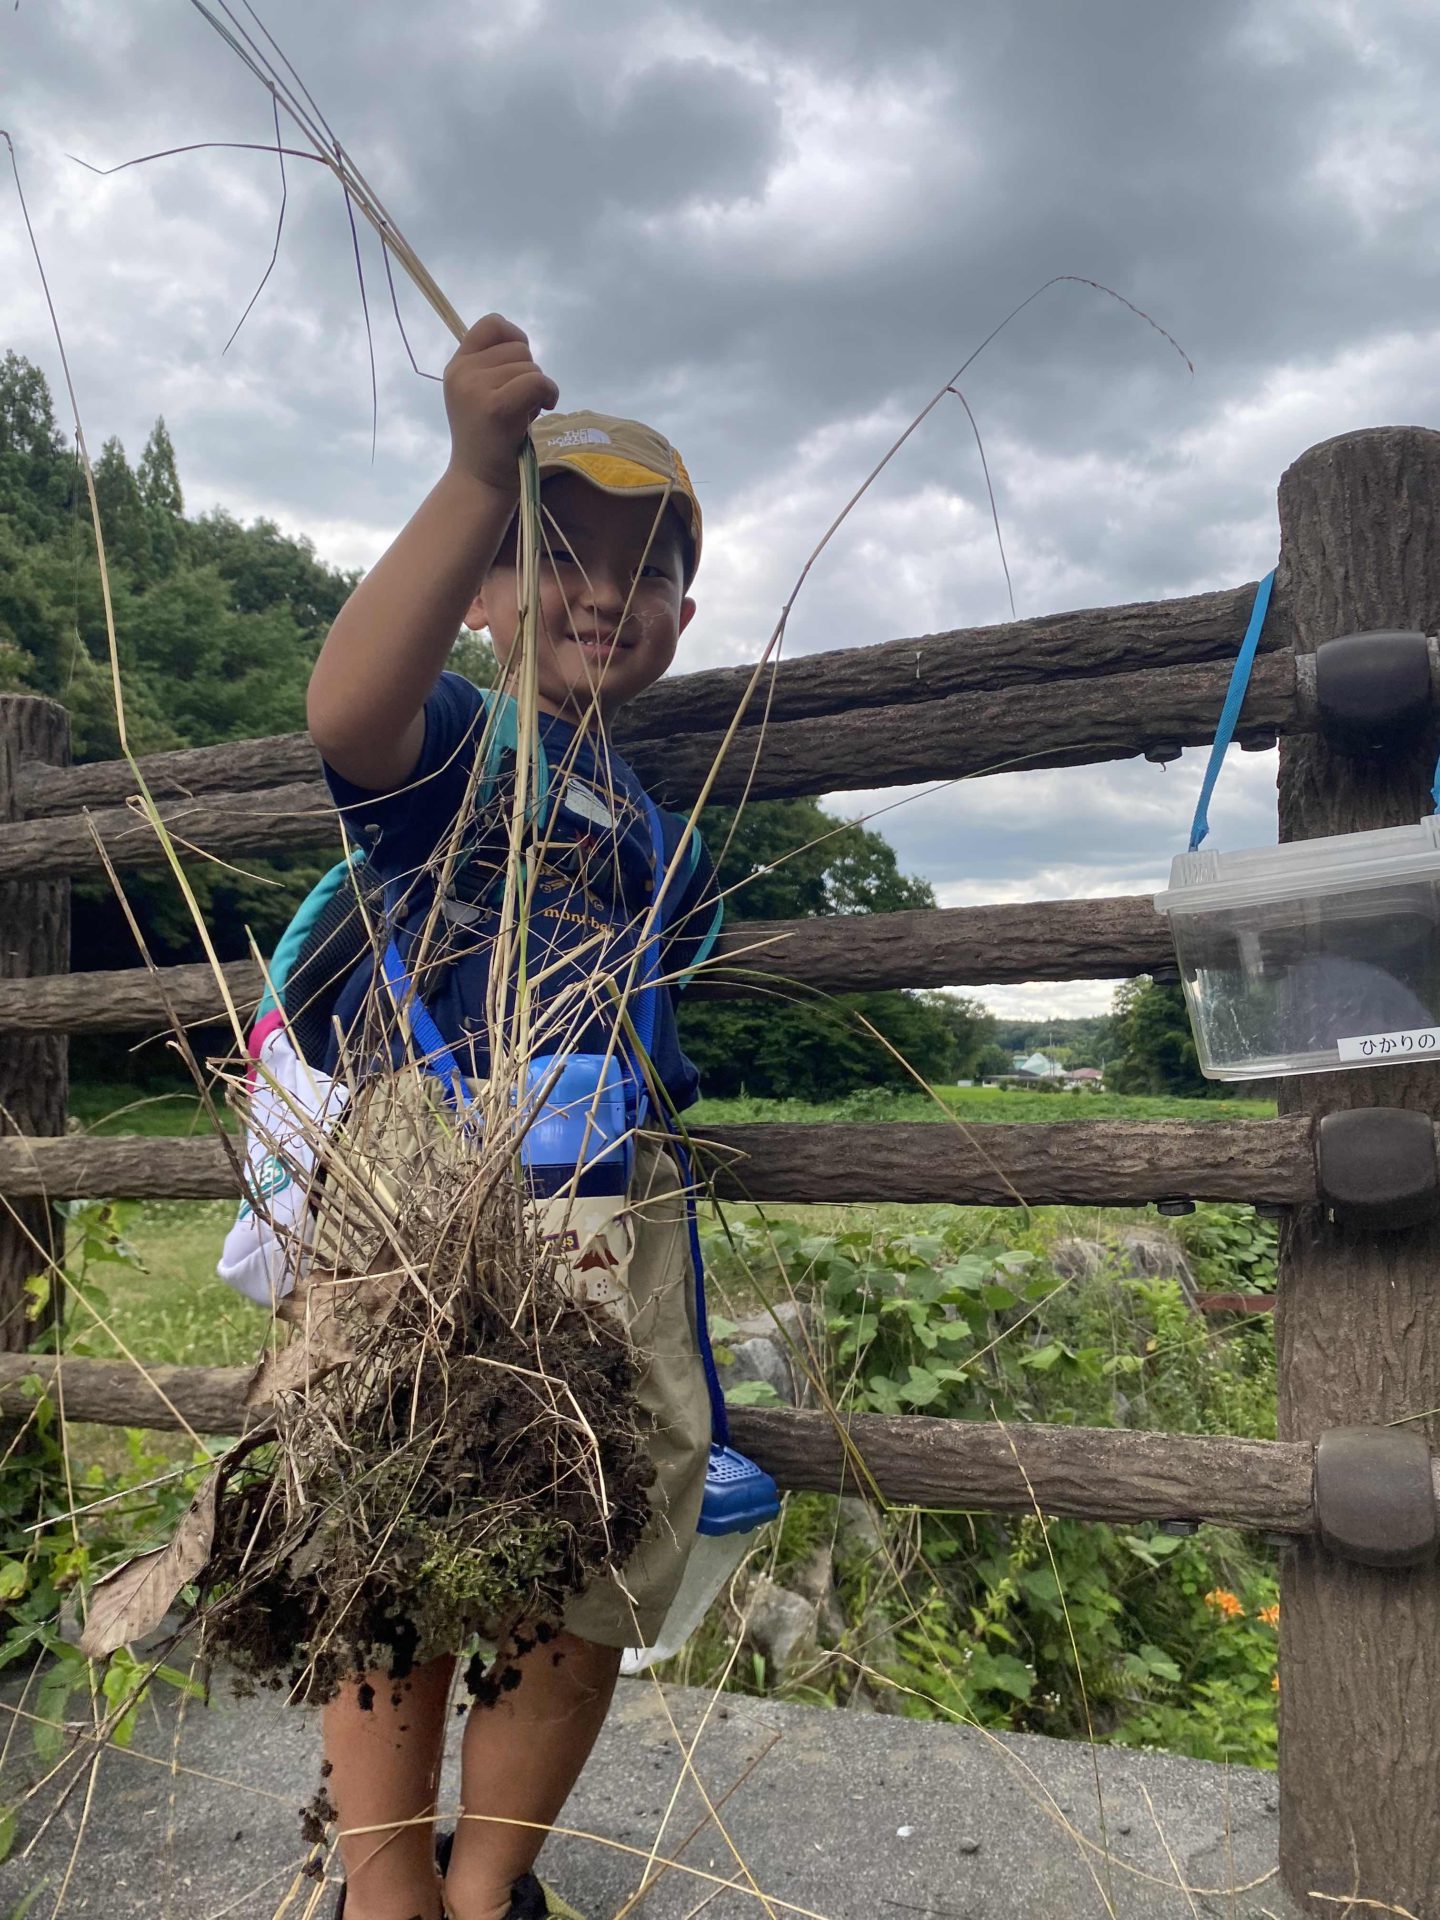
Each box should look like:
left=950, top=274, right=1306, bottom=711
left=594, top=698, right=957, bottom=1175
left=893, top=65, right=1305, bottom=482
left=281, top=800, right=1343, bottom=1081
left=1337, top=1025, right=1440, bottom=1063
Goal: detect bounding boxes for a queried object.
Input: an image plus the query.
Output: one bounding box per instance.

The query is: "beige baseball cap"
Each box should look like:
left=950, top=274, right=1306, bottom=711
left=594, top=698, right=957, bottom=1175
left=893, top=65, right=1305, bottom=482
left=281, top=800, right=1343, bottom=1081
left=530, top=409, right=702, bottom=583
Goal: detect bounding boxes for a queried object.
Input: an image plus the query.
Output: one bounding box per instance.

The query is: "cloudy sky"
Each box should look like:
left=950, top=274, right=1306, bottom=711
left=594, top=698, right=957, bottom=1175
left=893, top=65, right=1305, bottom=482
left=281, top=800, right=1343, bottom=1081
left=5, top=0, right=1438, bottom=1017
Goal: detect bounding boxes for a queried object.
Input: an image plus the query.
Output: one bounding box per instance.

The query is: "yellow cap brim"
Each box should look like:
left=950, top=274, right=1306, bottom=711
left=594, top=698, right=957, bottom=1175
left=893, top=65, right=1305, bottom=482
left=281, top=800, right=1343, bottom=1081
left=538, top=449, right=700, bottom=579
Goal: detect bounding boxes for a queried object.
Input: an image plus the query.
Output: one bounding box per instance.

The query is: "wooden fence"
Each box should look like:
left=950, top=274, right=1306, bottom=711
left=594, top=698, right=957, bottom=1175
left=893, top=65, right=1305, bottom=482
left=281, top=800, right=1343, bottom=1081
left=3, top=424, right=1440, bottom=1912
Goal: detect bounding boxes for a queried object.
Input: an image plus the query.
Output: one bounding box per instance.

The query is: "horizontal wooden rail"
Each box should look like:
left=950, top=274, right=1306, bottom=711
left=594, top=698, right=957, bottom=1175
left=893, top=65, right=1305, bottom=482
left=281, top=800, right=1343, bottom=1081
left=742, top=1406, right=1315, bottom=1532
left=0, top=1355, right=257, bottom=1434
left=0, top=1353, right=1315, bottom=1533
left=0, top=780, right=335, bottom=884
left=0, top=655, right=1299, bottom=881
left=0, top=1117, right=1316, bottom=1207
left=0, top=895, right=1172, bottom=1034
left=630, top=652, right=1297, bottom=809
left=15, top=584, right=1262, bottom=817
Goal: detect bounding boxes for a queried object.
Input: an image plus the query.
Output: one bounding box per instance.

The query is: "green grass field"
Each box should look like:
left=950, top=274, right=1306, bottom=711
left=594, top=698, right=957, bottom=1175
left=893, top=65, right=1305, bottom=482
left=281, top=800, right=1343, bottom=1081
left=70, top=1080, right=1276, bottom=1137
left=694, top=1084, right=1274, bottom=1126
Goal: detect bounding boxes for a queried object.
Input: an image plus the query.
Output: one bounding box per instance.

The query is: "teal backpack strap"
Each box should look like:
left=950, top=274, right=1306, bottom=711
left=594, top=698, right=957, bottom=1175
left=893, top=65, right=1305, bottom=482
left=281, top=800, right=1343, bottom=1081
left=255, top=852, right=367, bottom=1021
left=475, top=686, right=551, bottom=824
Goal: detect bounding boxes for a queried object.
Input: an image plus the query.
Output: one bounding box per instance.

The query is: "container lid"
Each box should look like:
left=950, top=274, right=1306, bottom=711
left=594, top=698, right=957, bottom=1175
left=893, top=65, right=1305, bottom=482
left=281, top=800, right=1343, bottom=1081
left=1154, top=814, right=1440, bottom=916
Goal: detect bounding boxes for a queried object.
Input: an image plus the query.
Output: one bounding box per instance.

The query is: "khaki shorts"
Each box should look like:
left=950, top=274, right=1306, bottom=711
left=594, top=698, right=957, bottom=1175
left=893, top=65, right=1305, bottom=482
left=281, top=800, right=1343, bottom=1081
left=562, top=1137, right=711, bottom=1649
left=309, top=1071, right=710, bottom=1651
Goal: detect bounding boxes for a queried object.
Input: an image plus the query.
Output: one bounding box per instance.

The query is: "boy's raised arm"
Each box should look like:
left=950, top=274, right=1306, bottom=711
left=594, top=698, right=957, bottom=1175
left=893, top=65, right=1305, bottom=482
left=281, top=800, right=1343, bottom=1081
left=306, top=314, right=558, bottom=792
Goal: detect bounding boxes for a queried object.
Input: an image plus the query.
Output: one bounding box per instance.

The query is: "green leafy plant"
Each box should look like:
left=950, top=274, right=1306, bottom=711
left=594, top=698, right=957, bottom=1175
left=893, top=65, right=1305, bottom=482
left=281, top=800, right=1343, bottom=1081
left=1174, top=1202, right=1278, bottom=1295
left=0, top=1202, right=214, bottom=1853
left=695, top=1203, right=1281, bottom=1767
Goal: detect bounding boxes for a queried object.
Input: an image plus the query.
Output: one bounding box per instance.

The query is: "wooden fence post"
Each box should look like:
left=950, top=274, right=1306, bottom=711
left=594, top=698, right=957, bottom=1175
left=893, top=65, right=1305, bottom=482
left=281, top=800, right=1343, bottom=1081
left=1274, top=427, right=1440, bottom=1911
left=0, top=696, right=70, bottom=1351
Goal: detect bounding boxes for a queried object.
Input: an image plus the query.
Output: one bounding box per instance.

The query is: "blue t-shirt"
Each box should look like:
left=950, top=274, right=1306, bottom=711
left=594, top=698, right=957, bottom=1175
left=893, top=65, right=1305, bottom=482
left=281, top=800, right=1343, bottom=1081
left=321, top=673, right=721, bottom=1111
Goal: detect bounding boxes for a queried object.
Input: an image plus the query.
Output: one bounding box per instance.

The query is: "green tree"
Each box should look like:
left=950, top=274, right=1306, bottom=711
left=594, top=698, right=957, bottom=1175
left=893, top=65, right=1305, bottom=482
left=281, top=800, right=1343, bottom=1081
left=187, top=509, right=356, bottom=640
left=1105, top=977, right=1208, bottom=1096
left=934, top=993, right=998, bottom=1079
left=92, top=436, right=156, bottom=585
left=681, top=989, right=960, bottom=1101
left=681, top=798, right=950, bottom=1099
left=137, top=417, right=183, bottom=516
left=702, top=798, right=934, bottom=921
left=120, top=564, right=316, bottom=746
left=137, top=418, right=185, bottom=576
left=0, top=348, right=73, bottom=541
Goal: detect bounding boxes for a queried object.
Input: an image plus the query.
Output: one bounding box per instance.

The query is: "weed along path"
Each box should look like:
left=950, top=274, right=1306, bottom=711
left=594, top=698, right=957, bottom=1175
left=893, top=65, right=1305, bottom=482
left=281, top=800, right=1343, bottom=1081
left=1, top=1677, right=1297, bottom=1918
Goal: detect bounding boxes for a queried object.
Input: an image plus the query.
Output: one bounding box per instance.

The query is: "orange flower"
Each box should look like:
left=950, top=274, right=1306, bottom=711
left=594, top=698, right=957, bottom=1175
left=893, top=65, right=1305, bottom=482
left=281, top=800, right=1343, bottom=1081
left=1271, top=1672, right=1280, bottom=1691
left=1204, top=1587, right=1245, bottom=1619
left=1258, top=1603, right=1280, bottom=1628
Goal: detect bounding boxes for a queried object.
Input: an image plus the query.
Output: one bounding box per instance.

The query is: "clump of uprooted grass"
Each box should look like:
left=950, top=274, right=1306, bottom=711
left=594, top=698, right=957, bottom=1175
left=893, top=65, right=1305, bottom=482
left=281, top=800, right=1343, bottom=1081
left=82, top=1035, right=656, bottom=1702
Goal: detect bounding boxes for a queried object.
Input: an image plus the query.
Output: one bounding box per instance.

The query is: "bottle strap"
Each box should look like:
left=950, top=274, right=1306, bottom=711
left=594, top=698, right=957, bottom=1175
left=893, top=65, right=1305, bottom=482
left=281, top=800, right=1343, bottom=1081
left=1187, top=569, right=1276, bottom=853
left=379, top=939, right=470, bottom=1110
left=661, top=1133, right=730, bottom=1449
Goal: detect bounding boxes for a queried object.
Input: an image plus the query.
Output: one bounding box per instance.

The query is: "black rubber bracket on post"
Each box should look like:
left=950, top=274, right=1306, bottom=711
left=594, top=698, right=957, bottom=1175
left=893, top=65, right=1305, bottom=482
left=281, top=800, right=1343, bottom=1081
left=1313, top=1426, right=1437, bottom=1569
left=1314, top=630, right=1432, bottom=748
left=1317, top=1109, right=1440, bottom=1230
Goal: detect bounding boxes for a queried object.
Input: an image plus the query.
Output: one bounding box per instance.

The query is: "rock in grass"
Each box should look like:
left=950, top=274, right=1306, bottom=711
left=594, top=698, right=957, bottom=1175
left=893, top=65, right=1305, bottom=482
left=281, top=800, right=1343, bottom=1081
left=723, top=1302, right=819, bottom=1407
left=1114, top=1226, right=1198, bottom=1307
left=1048, top=1237, right=1110, bottom=1281
left=745, top=1575, right=819, bottom=1677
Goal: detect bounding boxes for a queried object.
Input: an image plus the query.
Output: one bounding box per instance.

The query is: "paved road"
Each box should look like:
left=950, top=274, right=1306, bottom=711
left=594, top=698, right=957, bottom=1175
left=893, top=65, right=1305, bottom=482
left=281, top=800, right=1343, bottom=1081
left=1, top=1677, right=1300, bottom=1918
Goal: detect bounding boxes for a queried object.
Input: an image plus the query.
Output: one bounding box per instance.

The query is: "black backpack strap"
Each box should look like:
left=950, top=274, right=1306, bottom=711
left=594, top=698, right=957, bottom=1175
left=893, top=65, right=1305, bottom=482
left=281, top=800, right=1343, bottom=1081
left=284, top=863, right=386, bottom=1068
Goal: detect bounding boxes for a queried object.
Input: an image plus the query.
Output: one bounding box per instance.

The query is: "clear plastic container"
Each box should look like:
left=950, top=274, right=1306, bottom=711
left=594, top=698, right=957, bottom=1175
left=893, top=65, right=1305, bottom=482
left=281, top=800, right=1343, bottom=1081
left=1153, top=817, right=1440, bottom=1080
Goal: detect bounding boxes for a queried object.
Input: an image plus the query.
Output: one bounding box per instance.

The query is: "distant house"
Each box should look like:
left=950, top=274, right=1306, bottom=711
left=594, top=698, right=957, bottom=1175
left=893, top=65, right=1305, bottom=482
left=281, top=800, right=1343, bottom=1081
left=1013, top=1050, right=1064, bottom=1080
left=1064, top=1067, right=1104, bottom=1087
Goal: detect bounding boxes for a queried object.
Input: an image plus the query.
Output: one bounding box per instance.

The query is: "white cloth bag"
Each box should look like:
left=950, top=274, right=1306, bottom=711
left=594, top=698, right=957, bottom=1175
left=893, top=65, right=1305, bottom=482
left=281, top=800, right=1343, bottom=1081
left=216, top=1025, right=348, bottom=1307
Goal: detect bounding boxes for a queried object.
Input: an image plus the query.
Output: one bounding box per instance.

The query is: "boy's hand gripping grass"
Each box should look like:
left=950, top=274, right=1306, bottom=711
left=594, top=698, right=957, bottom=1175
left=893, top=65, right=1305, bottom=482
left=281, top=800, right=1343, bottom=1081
left=444, top=312, right=559, bottom=497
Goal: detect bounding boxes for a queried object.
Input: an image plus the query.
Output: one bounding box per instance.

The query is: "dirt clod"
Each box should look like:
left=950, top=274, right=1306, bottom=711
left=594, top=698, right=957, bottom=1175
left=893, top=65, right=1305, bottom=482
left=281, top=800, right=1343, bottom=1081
left=299, top=1783, right=337, bottom=1846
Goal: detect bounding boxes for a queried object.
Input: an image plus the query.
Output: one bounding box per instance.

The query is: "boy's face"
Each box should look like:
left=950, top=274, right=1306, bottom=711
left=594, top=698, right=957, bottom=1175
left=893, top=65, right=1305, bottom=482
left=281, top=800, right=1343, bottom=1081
left=469, top=473, right=696, bottom=721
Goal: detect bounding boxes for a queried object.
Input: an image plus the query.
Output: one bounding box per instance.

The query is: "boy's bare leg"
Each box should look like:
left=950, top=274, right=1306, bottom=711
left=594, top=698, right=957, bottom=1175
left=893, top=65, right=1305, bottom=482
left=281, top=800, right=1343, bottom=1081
left=322, top=1655, right=456, bottom=1920
left=444, top=1632, right=623, bottom=1920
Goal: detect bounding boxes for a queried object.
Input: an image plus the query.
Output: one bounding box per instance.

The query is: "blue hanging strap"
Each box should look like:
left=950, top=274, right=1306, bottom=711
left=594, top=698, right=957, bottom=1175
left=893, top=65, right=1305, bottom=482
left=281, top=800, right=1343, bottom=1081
left=627, top=801, right=730, bottom=1437
left=1187, top=569, right=1276, bottom=853
left=631, top=803, right=773, bottom=1506
left=380, top=938, right=472, bottom=1111
left=666, top=1136, right=730, bottom=1448
left=620, top=801, right=736, bottom=1441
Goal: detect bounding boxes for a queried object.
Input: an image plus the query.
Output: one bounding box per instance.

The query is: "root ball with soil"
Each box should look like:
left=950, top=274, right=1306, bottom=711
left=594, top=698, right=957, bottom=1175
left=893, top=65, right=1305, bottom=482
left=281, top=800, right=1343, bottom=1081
left=195, top=1068, right=657, bottom=1702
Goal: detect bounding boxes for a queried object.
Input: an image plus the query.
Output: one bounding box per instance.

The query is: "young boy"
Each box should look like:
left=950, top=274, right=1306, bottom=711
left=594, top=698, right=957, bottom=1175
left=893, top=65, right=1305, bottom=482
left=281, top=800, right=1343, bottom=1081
left=306, top=314, right=720, bottom=1920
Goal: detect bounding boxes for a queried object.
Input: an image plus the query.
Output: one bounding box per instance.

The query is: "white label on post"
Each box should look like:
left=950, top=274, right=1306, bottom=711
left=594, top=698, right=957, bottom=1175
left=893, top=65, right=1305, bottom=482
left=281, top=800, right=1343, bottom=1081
left=1337, top=1025, right=1440, bottom=1062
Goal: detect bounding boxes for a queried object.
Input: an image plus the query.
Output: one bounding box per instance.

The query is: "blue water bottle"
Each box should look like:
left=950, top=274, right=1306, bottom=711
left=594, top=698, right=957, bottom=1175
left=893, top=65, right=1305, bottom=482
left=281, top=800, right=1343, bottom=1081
left=518, top=1053, right=633, bottom=1197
